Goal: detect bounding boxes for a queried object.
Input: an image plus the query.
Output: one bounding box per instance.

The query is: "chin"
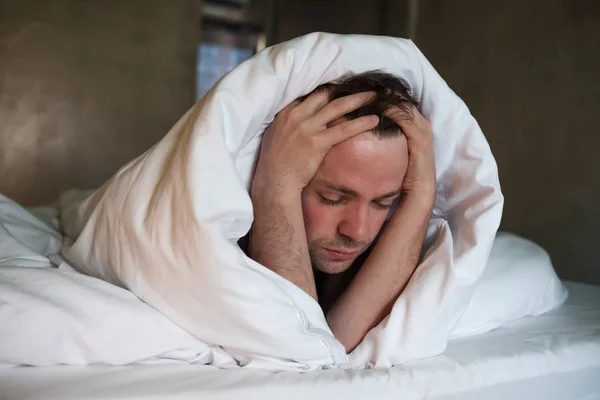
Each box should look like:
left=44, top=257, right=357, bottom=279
left=315, top=259, right=355, bottom=275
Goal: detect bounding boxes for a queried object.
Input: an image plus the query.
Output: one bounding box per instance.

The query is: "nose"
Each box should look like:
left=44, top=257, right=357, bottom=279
left=338, top=203, right=370, bottom=244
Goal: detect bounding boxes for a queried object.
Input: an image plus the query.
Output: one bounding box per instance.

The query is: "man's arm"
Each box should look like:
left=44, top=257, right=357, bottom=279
left=250, top=190, right=317, bottom=299
left=325, top=195, right=433, bottom=351
left=326, top=107, right=436, bottom=352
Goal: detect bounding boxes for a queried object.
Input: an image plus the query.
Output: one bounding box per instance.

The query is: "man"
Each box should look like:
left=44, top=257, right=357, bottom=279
left=247, top=71, right=436, bottom=352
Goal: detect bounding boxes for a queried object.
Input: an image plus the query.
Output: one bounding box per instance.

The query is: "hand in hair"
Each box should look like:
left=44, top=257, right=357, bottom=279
left=386, top=106, right=436, bottom=203
left=251, top=90, right=379, bottom=197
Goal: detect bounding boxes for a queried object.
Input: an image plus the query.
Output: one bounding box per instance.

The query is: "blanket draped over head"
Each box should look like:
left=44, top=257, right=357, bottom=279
left=60, top=32, right=504, bottom=371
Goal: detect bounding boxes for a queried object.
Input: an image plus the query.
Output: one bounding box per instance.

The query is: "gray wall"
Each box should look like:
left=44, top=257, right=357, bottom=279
left=0, top=0, right=201, bottom=205
left=266, top=0, right=409, bottom=44
left=414, top=0, right=600, bottom=284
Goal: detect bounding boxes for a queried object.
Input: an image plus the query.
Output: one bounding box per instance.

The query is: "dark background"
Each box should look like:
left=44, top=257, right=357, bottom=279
left=1, top=0, right=598, bottom=284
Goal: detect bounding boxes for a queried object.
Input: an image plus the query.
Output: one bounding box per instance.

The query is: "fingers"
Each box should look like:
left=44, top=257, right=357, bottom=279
left=276, top=89, right=380, bottom=148
left=293, top=89, right=332, bottom=118
left=385, top=106, right=430, bottom=141
left=313, top=91, right=377, bottom=127
left=323, top=115, right=379, bottom=146
left=281, top=89, right=376, bottom=131
left=279, top=98, right=302, bottom=117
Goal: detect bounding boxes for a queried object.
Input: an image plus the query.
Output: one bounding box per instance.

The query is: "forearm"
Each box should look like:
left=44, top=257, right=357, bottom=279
left=326, top=195, right=433, bottom=352
left=249, top=190, right=317, bottom=300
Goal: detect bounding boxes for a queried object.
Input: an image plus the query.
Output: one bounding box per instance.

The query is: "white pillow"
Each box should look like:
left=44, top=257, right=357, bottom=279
left=451, top=232, right=568, bottom=338
left=60, top=32, right=504, bottom=370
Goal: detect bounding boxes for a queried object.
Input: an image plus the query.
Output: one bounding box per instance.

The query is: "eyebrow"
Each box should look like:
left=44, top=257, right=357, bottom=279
left=320, top=180, right=401, bottom=201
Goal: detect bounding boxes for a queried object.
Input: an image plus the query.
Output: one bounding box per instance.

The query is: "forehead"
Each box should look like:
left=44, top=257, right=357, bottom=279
left=314, top=132, right=408, bottom=196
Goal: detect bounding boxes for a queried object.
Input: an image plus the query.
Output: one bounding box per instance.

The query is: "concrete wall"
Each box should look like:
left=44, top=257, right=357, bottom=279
left=266, top=0, right=408, bottom=44
left=414, top=0, right=600, bottom=284
left=0, top=0, right=201, bottom=205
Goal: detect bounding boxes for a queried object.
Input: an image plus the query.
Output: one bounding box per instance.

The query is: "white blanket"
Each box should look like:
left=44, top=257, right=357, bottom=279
left=0, top=195, right=234, bottom=367
left=57, top=32, right=504, bottom=370
left=2, top=190, right=568, bottom=371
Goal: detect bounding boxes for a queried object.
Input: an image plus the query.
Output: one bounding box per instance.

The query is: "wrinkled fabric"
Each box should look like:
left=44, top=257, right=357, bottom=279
left=0, top=193, right=569, bottom=371
left=3, top=280, right=598, bottom=400
left=59, top=32, right=504, bottom=370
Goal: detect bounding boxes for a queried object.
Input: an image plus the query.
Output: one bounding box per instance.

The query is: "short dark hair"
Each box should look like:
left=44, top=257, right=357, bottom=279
left=308, top=70, right=418, bottom=138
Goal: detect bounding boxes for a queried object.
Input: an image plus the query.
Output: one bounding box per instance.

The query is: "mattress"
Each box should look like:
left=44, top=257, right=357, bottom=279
left=1, top=280, right=599, bottom=400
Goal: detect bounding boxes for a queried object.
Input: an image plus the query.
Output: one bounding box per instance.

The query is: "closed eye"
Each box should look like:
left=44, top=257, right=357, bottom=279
left=372, top=202, right=394, bottom=211
left=372, top=195, right=399, bottom=211
left=319, top=195, right=346, bottom=206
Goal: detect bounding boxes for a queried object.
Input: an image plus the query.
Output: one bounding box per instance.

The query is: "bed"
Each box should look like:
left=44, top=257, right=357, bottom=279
left=1, top=281, right=599, bottom=400
left=1, top=198, right=599, bottom=400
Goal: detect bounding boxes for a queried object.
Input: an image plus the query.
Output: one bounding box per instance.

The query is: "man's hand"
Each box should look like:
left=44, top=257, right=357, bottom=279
left=249, top=90, right=379, bottom=300
left=387, top=106, right=436, bottom=203
left=252, top=90, right=379, bottom=198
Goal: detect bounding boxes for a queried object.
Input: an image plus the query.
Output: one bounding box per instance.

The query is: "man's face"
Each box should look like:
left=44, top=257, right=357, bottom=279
left=301, top=131, right=409, bottom=274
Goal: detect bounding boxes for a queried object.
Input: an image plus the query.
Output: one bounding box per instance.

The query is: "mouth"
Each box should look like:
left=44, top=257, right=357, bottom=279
left=324, top=248, right=359, bottom=261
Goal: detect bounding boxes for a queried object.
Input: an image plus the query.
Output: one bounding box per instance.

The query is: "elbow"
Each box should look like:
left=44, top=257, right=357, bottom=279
left=326, top=313, right=364, bottom=354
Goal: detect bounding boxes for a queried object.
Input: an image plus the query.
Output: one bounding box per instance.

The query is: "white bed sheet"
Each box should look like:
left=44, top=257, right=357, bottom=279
left=2, top=280, right=599, bottom=400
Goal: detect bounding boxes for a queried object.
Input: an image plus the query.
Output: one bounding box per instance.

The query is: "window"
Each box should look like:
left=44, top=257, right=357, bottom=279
left=196, top=8, right=264, bottom=100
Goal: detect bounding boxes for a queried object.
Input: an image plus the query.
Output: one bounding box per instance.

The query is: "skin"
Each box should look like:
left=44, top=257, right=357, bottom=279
left=301, top=132, right=409, bottom=275
left=249, top=89, right=435, bottom=352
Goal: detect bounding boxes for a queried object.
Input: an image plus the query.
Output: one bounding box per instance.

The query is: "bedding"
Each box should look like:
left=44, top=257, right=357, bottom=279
left=0, top=195, right=231, bottom=368
left=0, top=193, right=568, bottom=371
left=451, top=231, right=568, bottom=338
left=57, top=31, right=505, bottom=370
left=1, top=279, right=598, bottom=399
